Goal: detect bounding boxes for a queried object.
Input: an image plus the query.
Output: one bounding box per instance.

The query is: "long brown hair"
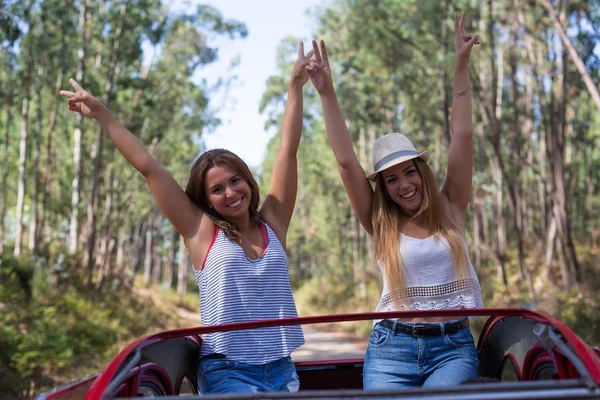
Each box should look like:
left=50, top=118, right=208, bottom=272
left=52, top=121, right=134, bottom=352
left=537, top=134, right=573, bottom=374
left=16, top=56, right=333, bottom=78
left=371, top=157, right=468, bottom=304
left=185, top=149, right=262, bottom=242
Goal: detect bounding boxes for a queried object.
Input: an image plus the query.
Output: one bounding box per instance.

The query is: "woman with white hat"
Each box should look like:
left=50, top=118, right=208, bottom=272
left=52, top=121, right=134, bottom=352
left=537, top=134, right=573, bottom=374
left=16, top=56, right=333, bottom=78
left=306, top=13, right=483, bottom=389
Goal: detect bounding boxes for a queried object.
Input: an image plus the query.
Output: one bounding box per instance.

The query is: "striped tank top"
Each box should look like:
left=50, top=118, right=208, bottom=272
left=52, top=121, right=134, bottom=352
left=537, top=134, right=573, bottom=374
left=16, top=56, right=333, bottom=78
left=194, top=222, right=305, bottom=365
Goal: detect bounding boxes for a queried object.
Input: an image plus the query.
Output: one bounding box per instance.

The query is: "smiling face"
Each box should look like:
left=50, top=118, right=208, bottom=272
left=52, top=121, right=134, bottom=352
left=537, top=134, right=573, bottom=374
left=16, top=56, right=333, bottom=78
left=205, top=163, right=253, bottom=220
left=381, top=159, right=423, bottom=215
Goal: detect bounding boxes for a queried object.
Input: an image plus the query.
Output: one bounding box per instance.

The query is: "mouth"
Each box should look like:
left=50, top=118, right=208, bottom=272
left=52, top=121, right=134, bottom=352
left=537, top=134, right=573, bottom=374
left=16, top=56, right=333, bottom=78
left=227, top=197, right=243, bottom=208
left=400, top=189, right=417, bottom=200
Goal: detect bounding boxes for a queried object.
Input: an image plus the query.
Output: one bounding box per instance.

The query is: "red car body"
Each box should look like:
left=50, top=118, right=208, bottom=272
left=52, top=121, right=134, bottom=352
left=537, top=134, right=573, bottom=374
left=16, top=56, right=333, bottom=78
left=38, top=308, right=600, bottom=399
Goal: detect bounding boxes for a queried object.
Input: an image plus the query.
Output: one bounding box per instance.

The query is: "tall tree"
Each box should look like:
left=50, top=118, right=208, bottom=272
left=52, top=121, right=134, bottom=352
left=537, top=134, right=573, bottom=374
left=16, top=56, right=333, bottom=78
left=68, top=0, right=90, bottom=254
left=13, top=0, right=35, bottom=256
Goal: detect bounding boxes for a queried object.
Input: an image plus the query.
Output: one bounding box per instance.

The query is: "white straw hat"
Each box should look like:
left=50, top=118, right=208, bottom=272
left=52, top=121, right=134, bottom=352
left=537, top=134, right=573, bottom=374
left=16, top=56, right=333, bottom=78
left=367, top=133, right=429, bottom=181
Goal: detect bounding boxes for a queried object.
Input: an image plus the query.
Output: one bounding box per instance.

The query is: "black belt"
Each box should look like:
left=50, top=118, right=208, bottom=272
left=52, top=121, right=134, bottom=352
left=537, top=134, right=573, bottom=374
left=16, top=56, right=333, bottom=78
left=379, top=318, right=469, bottom=337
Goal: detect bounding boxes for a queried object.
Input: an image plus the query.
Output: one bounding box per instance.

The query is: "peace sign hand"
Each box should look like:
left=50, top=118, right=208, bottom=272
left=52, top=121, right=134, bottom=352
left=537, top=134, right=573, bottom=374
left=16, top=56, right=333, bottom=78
left=59, top=79, right=109, bottom=120
left=454, top=12, right=480, bottom=66
left=306, top=40, right=334, bottom=96
left=290, top=41, right=315, bottom=87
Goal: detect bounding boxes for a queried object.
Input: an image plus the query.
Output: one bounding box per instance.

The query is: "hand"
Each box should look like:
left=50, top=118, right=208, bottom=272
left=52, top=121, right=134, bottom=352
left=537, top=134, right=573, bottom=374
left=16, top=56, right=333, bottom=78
left=59, top=79, right=109, bottom=120
left=306, top=39, right=334, bottom=96
left=290, top=41, right=315, bottom=87
left=454, top=12, right=479, bottom=66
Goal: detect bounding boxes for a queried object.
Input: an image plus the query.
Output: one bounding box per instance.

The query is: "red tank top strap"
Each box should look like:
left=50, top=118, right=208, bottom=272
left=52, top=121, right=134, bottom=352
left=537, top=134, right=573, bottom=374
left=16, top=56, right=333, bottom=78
left=260, top=222, right=269, bottom=254
left=201, top=225, right=220, bottom=270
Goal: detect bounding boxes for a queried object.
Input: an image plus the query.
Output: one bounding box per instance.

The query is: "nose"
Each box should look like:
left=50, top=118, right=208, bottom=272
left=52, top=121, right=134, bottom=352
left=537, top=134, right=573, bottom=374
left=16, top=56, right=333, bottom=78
left=224, top=185, right=235, bottom=198
left=398, top=178, right=411, bottom=191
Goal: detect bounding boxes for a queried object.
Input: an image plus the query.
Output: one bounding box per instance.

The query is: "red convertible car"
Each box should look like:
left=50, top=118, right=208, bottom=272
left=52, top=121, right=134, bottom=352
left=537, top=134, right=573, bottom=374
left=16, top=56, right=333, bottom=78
left=37, top=308, right=600, bottom=399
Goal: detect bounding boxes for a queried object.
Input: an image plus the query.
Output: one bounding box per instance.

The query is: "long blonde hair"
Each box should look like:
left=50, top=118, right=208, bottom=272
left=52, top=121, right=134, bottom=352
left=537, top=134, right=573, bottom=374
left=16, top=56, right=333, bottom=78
left=372, top=157, right=468, bottom=304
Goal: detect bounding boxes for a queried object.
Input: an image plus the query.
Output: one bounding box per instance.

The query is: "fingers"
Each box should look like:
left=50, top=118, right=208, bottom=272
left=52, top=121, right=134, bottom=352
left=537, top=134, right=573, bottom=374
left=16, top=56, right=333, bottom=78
left=67, top=95, right=86, bottom=104
left=305, top=49, right=314, bottom=60
left=454, top=13, right=458, bottom=31
left=467, top=33, right=480, bottom=47
left=312, top=40, right=322, bottom=63
left=298, top=41, right=304, bottom=58
left=309, top=60, right=326, bottom=74
left=320, top=40, right=329, bottom=63
left=59, top=90, right=76, bottom=98
left=69, top=78, right=83, bottom=92
left=459, top=12, right=466, bottom=33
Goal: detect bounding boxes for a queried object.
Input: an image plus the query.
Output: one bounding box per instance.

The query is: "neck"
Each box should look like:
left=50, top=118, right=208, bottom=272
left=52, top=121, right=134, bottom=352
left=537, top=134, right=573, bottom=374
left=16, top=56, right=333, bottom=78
left=404, top=211, right=425, bottom=225
left=229, top=214, right=254, bottom=232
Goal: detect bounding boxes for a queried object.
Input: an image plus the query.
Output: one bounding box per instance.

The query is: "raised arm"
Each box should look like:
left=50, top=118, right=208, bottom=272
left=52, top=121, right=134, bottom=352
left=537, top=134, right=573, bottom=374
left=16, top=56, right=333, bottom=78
left=307, top=40, right=374, bottom=236
left=60, top=79, right=205, bottom=240
left=260, top=42, right=313, bottom=244
left=442, top=13, right=479, bottom=217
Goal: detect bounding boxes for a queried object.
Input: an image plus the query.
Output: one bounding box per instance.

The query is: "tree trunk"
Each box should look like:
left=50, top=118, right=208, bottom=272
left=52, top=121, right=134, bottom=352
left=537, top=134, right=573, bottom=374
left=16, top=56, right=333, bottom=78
left=151, top=211, right=162, bottom=285
left=351, top=212, right=359, bottom=289
left=0, top=93, right=13, bottom=253
left=471, top=199, right=481, bottom=271
left=102, top=236, right=116, bottom=288
left=490, top=156, right=508, bottom=287
left=115, top=229, right=126, bottom=278
left=95, top=169, right=115, bottom=288
left=586, top=150, right=597, bottom=252
left=14, top=96, right=30, bottom=257
left=143, top=223, right=153, bottom=287
left=68, top=0, right=89, bottom=254
left=38, top=68, right=64, bottom=248
left=164, top=228, right=177, bottom=288
left=544, top=217, right=557, bottom=282
left=126, top=222, right=142, bottom=287
left=85, top=1, right=130, bottom=283
left=28, top=64, right=44, bottom=254
left=439, top=0, right=451, bottom=146
left=546, top=12, right=581, bottom=287
left=538, top=0, right=600, bottom=111
left=13, top=0, right=35, bottom=257
left=507, top=21, right=535, bottom=301
left=485, top=3, right=508, bottom=286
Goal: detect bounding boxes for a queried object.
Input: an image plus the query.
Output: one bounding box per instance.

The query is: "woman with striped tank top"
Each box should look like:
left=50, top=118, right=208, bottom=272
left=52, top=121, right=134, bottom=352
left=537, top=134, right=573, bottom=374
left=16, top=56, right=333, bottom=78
left=306, top=13, right=483, bottom=389
left=60, top=42, right=313, bottom=394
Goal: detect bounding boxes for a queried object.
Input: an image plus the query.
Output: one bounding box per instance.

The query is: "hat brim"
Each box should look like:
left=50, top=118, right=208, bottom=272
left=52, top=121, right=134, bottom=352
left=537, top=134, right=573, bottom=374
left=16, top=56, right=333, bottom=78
left=367, top=151, right=429, bottom=181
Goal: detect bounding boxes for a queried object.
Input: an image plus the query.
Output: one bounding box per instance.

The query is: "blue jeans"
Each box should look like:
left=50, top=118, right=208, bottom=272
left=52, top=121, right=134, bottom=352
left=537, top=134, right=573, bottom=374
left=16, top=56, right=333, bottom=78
left=198, top=355, right=300, bottom=394
left=363, top=319, right=479, bottom=389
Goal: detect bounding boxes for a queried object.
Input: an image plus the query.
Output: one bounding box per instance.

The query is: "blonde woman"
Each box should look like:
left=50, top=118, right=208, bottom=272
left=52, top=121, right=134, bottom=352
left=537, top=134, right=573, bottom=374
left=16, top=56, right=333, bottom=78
left=306, top=13, right=483, bottom=389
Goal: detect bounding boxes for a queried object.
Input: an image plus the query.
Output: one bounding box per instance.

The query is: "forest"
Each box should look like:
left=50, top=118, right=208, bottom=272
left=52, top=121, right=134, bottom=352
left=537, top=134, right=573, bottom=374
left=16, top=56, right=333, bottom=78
left=1, top=0, right=599, bottom=397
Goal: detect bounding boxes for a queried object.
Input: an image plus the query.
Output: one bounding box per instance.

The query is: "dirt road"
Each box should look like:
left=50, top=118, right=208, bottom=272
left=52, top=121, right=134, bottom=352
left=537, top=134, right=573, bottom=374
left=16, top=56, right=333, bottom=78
left=292, top=326, right=367, bottom=361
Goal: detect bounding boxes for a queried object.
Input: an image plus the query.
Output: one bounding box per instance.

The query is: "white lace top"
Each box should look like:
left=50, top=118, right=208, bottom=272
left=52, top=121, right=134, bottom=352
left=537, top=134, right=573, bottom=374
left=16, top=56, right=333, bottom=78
left=375, top=233, right=483, bottom=314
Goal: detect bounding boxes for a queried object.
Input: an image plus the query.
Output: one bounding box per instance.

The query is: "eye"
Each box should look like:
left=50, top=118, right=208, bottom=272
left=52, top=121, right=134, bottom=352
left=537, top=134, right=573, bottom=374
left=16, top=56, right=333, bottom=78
left=385, top=177, right=397, bottom=184
left=406, top=169, right=416, bottom=176
left=212, top=187, right=223, bottom=194
left=231, top=177, right=241, bottom=184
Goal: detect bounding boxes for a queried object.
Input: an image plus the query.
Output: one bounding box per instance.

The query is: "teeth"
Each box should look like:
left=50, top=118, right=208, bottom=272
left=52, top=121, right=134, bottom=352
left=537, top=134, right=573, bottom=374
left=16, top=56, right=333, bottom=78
left=401, top=190, right=416, bottom=199
left=229, top=198, right=242, bottom=207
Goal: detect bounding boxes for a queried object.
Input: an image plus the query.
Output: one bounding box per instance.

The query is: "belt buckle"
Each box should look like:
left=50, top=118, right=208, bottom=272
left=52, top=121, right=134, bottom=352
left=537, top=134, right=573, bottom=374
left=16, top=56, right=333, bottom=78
left=412, top=324, right=426, bottom=337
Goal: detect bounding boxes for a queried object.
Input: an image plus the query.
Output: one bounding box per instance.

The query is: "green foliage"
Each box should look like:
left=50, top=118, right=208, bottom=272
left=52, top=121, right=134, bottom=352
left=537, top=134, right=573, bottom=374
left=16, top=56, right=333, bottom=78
left=0, top=254, right=172, bottom=396
left=555, top=290, right=600, bottom=346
